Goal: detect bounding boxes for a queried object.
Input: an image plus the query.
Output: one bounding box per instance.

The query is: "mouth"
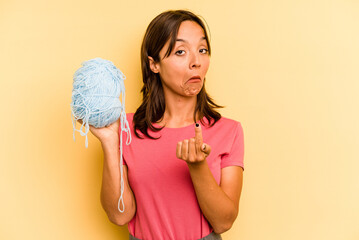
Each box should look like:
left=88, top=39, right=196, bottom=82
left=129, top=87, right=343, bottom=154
left=187, top=75, right=201, bottom=83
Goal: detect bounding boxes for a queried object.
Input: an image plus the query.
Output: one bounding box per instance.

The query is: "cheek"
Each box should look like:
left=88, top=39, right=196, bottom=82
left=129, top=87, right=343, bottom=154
left=202, top=58, right=210, bottom=74
left=162, top=61, right=187, bottom=86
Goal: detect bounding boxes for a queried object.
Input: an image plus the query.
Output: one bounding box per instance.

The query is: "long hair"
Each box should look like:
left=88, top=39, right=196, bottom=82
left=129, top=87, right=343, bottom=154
left=133, top=9, right=223, bottom=139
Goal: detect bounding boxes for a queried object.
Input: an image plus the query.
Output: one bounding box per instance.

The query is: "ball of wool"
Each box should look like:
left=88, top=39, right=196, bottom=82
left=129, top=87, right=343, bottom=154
left=71, top=57, right=125, bottom=125
left=70, top=57, right=128, bottom=146
left=70, top=57, right=131, bottom=212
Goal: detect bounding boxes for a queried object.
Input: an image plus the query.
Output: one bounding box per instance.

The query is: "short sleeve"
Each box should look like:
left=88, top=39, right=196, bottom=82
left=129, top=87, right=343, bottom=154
left=220, top=122, right=245, bottom=171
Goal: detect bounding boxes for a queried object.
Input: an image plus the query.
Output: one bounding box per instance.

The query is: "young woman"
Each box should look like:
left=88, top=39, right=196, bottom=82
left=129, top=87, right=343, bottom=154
left=87, top=10, right=244, bottom=240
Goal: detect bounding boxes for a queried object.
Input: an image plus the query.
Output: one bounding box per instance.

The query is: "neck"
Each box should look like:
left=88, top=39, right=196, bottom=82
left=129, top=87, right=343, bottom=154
left=159, top=94, right=198, bottom=128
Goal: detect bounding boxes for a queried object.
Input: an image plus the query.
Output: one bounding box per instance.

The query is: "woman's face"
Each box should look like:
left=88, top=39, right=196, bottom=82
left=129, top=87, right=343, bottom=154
left=150, top=20, right=210, bottom=97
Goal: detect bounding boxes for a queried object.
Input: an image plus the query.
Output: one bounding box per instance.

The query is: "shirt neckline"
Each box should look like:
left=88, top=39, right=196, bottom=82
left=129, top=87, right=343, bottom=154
left=152, top=117, right=208, bottom=131
left=152, top=122, right=196, bottom=131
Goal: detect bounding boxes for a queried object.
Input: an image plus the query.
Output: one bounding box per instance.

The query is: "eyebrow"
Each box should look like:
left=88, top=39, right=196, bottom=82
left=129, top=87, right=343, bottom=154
left=176, top=36, right=207, bottom=43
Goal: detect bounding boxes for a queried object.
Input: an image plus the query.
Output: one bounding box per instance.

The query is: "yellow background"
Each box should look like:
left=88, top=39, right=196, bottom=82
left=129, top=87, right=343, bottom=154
left=1, top=0, right=358, bottom=239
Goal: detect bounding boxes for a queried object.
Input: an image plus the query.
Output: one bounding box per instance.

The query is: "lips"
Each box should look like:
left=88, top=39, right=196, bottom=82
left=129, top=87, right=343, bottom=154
left=187, top=75, right=201, bottom=83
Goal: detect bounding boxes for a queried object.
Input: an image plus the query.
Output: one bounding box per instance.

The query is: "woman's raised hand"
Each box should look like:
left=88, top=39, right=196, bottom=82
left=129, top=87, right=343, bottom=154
left=77, top=119, right=120, bottom=144
left=176, top=123, right=211, bottom=164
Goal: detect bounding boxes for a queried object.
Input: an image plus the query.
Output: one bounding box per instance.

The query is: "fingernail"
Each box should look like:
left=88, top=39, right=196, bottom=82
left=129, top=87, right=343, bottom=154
left=195, top=123, right=199, bottom=127
left=202, top=144, right=206, bottom=151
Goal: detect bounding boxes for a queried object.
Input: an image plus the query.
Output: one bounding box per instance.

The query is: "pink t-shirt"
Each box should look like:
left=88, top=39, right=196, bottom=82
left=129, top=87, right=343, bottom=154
left=121, top=113, right=244, bottom=240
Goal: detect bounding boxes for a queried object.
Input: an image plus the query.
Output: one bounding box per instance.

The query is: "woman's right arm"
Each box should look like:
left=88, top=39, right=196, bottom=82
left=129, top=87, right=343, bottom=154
left=78, top=118, right=136, bottom=226
left=100, top=138, right=136, bottom=226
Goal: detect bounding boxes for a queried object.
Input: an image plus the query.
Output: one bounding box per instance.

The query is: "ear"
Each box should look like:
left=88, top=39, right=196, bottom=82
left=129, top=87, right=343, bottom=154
left=148, top=56, right=160, bottom=73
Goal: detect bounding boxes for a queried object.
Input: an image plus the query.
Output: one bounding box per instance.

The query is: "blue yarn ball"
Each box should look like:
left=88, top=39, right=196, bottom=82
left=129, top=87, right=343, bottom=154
left=70, top=57, right=126, bottom=128
left=71, top=58, right=131, bottom=212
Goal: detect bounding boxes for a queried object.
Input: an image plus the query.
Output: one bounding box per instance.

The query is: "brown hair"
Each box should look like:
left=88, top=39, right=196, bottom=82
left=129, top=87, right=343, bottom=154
left=133, top=9, right=223, bottom=139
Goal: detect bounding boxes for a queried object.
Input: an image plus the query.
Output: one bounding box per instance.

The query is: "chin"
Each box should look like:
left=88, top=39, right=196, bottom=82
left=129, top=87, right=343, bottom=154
left=184, top=87, right=201, bottom=96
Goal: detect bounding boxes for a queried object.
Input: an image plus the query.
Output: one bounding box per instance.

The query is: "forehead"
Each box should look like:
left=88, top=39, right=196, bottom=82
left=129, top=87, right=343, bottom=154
left=176, top=21, right=206, bottom=39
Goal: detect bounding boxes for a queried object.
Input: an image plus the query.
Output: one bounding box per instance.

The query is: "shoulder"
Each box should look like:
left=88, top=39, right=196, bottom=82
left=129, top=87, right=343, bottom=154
left=202, top=116, right=243, bottom=141
left=126, top=112, right=135, bottom=119
left=209, top=116, right=242, bottom=130
left=125, top=112, right=135, bottom=124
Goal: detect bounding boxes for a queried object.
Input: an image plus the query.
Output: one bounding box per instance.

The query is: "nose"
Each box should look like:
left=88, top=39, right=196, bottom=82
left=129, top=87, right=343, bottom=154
left=189, top=52, right=201, bottom=69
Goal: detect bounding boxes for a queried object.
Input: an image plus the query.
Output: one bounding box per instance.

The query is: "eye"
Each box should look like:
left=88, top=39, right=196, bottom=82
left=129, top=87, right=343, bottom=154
left=199, top=48, right=208, bottom=54
left=175, top=50, right=185, bottom=55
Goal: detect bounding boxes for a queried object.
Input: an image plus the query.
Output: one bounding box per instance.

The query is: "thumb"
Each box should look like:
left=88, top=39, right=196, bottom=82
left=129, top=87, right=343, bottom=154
left=201, top=143, right=211, bottom=156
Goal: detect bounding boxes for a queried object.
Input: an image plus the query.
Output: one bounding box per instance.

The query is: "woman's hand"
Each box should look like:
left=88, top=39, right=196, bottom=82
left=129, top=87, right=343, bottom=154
left=77, top=119, right=119, bottom=144
left=176, top=123, right=211, bottom=164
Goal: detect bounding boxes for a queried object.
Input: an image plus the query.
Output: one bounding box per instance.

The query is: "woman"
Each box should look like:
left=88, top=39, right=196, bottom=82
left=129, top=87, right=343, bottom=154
left=88, top=10, right=244, bottom=240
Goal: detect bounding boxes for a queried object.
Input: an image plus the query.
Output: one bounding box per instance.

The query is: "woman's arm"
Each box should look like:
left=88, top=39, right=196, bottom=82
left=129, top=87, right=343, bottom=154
left=77, top=118, right=136, bottom=226
left=176, top=124, right=243, bottom=234
left=100, top=139, right=136, bottom=226
left=187, top=163, right=243, bottom=234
